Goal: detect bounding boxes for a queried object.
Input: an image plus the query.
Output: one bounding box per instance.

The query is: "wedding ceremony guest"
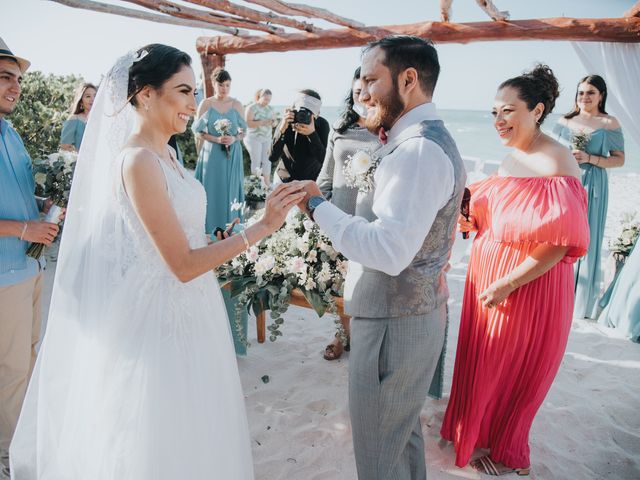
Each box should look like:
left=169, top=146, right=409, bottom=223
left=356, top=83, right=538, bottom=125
left=300, top=35, right=465, bottom=479
left=10, top=44, right=305, bottom=480
left=0, top=39, right=61, bottom=480
left=244, top=88, right=276, bottom=184
left=598, top=241, right=640, bottom=342
left=192, top=67, right=248, bottom=354
left=269, top=89, right=329, bottom=183
left=441, top=65, right=590, bottom=476
left=316, top=66, right=378, bottom=361
left=59, top=82, right=97, bottom=152
left=553, top=75, right=625, bottom=319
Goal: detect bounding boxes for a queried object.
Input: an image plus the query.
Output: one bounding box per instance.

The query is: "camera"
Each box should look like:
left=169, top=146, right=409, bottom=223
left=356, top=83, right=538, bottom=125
left=292, top=108, right=313, bottom=125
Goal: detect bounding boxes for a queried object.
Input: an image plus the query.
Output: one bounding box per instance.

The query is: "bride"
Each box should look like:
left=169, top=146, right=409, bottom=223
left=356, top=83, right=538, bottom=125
left=9, top=44, right=304, bottom=479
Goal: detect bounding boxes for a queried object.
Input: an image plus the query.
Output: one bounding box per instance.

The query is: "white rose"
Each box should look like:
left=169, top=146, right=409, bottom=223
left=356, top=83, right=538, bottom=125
left=351, top=150, right=372, bottom=175
left=254, top=254, right=275, bottom=276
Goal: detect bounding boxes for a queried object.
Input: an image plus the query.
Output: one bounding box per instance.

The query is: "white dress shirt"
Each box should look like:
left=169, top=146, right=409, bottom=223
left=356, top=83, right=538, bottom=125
left=313, top=102, right=455, bottom=276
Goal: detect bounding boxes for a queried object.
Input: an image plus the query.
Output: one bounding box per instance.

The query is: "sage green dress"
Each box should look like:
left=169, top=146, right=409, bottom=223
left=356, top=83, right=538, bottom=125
left=193, top=106, right=248, bottom=355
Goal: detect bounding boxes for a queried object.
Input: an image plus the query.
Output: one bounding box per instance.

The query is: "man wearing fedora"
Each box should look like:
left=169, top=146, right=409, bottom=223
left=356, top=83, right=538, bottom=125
left=0, top=38, right=61, bottom=479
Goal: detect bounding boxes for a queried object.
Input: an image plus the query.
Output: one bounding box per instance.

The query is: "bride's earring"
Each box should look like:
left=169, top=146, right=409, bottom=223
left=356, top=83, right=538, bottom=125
left=143, top=103, right=150, bottom=112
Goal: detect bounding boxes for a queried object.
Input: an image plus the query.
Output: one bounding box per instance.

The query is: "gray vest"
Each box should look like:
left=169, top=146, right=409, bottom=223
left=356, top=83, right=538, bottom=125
left=344, top=119, right=466, bottom=318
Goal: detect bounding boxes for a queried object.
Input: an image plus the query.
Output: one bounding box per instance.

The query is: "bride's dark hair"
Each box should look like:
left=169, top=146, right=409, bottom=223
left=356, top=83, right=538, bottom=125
left=127, top=44, right=192, bottom=107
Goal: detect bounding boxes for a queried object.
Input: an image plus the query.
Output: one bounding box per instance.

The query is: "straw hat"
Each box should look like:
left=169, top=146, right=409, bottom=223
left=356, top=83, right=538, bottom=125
left=0, top=37, right=30, bottom=73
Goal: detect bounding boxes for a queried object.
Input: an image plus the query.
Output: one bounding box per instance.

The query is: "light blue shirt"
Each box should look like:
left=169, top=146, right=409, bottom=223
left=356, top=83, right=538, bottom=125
left=0, top=118, right=41, bottom=286
left=314, top=102, right=454, bottom=276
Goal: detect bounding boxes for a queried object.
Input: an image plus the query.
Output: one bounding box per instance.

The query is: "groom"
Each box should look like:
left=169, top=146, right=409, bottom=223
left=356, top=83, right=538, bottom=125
left=299, top=36, right=465, bottom=479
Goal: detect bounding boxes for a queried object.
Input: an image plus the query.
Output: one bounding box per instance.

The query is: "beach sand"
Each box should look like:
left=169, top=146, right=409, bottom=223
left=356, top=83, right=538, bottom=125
left=39, top=172, right=640, bottom=479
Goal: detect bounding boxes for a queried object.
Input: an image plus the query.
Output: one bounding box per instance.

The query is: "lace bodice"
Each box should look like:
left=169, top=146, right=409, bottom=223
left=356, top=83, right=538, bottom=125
left=115, top=150, right=209, bottom=280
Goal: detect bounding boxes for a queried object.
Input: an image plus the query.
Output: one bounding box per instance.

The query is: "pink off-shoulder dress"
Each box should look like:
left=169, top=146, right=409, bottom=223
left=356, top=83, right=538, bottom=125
left=441, top=175, right=589, bottom=469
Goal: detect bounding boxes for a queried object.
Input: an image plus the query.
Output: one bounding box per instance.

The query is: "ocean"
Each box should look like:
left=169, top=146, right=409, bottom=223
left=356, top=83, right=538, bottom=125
left=311, top=107, right=640, bottom=174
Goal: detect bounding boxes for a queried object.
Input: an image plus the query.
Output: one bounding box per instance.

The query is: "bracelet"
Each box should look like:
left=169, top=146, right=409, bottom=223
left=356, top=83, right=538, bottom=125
left=239, top=229, right=250, bottom=251
left=595, top=156, right=600, bottom=166
left=19, top=222, right=28, bottom=241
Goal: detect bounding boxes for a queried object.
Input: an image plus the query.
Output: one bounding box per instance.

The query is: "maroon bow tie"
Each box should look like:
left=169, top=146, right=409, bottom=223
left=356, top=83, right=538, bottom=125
left=378, top=127, right=388, bottom=145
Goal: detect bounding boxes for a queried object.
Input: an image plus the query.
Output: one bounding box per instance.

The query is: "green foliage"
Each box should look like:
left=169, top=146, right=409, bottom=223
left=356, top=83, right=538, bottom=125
left=8, top=71, right=82, bottom=159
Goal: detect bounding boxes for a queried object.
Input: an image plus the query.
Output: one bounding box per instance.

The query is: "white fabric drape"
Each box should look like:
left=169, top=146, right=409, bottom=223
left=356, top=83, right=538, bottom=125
left=572, top=42, right=640, bottom=149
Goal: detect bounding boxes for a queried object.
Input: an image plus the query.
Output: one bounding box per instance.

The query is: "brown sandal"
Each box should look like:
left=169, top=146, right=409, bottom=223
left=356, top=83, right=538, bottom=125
left=471, top=456, right=530, bottom=476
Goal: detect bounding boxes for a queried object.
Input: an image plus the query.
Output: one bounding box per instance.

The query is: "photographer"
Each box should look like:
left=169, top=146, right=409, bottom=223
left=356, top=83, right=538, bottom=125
left=269, top=89, right=330, bottom=182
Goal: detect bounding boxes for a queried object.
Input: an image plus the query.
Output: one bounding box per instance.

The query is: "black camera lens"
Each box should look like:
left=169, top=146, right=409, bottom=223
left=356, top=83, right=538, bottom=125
left=293, top=108, right=313, bottom=125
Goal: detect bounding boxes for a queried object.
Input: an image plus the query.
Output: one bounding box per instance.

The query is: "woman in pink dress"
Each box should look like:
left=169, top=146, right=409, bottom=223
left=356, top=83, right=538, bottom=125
left=441, top=65, right=590, bottom=476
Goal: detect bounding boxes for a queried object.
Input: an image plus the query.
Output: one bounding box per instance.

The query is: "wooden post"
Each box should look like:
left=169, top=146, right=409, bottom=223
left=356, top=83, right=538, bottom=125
left=200, top=53, right=226, bottom=99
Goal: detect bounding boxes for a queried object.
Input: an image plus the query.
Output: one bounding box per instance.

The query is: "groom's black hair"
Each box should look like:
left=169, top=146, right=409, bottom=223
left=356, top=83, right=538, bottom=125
left=127, top=44, right=192, bottom=107
left=363, top=36, right=440, bottom=96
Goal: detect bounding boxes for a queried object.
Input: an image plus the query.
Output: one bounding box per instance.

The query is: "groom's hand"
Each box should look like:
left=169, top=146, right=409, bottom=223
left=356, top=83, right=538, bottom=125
left=294, top=181, right=322, bottom=215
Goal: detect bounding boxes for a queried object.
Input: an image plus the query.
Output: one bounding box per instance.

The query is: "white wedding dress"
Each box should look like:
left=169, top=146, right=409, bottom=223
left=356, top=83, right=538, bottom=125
left=10, top=150, right=254, bottom=479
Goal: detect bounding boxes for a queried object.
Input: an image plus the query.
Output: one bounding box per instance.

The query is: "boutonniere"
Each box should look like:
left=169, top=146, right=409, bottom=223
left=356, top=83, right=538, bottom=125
left=343, top=149, right=380, bottom=193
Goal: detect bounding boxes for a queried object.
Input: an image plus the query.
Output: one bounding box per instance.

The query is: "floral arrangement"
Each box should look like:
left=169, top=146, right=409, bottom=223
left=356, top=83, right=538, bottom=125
left=28, top=151, right=77, bottom=258
left=571, top=129, right=591, bottom=152
left=244, top=171, right=268, bottom=204
left=343, top=149, right=380, bottom=193
left=609, top=212, right=640, bottom=257
left=218, top=210, right=348, bottom=343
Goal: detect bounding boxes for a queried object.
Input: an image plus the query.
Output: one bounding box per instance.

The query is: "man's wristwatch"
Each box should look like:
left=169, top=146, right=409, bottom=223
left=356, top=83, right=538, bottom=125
left=306, top=195, right=326, bottom=221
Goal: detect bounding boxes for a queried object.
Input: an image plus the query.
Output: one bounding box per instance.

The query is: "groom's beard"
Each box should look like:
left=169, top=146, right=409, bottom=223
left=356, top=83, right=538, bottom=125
left=365, top=85, right=404, bottom=135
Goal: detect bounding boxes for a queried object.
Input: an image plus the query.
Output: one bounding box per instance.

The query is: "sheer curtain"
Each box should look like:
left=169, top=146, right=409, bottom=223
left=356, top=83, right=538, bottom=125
left=572, top=42, right=640, bottom=148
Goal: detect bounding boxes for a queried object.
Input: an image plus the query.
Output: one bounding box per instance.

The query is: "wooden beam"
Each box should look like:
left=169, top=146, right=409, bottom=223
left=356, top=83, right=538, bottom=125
left=121, top=0, right=286, bottom=34
left=200, top=52, right=225, bottom=98
left=625, top=1, right=640, bottom=18
left=48, top=0, right=246, bottom=35
left=197, top=17, right=640, bottom=55
left=184, top=0, right=315, bottom=31
left=244, top=0, right=365, bottom=29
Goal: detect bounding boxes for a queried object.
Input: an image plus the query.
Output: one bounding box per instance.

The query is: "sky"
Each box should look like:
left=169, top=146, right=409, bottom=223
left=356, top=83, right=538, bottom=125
left=1, top=0, right=635, bottom=112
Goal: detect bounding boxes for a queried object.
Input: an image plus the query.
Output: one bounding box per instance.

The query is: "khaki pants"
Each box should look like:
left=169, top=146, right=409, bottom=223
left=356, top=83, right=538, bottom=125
left=0, top=273, right=42, bottom=477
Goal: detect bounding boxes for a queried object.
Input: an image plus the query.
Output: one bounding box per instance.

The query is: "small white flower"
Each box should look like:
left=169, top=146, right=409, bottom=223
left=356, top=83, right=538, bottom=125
left=247, top=246, right=259, bottom=262
left=287, top=256, right=306, bottom=274
left=303, top=219, right=315, bottom=232
left=350, top=150, right=372, bottom=175
left=305, top=278, right=317, bottom=290
left=306, top=250, right=317, bottom=263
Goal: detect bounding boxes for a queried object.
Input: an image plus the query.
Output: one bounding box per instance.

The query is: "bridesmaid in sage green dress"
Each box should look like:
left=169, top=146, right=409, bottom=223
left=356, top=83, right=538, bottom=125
left=553, top=75, right=625, bottom=319
left=598, top=240, right=640, bottom=342
left=59, top=83, right=96, bottom=152
left=193, top=68, right=248, bottom=355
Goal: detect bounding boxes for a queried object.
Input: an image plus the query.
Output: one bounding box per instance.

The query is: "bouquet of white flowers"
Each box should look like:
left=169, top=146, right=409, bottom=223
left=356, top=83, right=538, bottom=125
left=218, top=210, right=348, bottom=343
left=213, top=118, right=233, bottom=157
left=28, top=151, right=77, bottom=259
left=609, top=212, right=640, bottom=257
left=571, top=129, right=591, bottom=152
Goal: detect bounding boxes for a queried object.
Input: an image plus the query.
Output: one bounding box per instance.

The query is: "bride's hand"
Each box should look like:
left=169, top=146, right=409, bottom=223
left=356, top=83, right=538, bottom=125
left=458, top=214, right=477, bottom=233
left=262, top=182, right=306, bottom=233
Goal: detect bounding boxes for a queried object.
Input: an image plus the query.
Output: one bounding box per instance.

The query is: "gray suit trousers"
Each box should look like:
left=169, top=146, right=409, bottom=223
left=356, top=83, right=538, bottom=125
left=349, top=304, right=447, bottom=480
